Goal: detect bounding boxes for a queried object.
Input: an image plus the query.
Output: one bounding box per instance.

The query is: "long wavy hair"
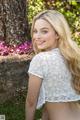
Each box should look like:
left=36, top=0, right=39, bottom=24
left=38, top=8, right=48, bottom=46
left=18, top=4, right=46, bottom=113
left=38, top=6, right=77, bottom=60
left=31, top=10, right=80, bottom=94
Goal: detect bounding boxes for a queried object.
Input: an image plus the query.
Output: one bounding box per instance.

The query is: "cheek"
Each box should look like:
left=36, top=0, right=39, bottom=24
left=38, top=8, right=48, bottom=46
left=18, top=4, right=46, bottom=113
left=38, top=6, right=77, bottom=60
left=43, top=34, right=51, bottom=40
left=48, top=35, right=57, bottom=44
left=32, top=35, right=35, bottom=40
left=46, top=34, right=54, bottom=41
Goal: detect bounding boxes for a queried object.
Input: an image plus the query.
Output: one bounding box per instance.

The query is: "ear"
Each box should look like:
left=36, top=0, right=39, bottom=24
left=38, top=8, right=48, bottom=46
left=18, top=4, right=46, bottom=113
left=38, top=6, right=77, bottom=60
left=56, top=33, right=59, bottom=39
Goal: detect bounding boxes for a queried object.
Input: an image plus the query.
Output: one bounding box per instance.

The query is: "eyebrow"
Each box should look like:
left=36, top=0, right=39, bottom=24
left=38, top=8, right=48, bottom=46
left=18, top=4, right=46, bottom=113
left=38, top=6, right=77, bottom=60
left=34, top=27, right=49, bottom=30
left=41, top=27, right=49, bottom=30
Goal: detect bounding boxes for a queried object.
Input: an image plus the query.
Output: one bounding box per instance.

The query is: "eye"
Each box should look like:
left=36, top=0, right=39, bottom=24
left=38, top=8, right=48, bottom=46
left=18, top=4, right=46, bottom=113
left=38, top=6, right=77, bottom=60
left=41, top=30, right=48, bottom=34
left=33, top=29, right=37, bottom=33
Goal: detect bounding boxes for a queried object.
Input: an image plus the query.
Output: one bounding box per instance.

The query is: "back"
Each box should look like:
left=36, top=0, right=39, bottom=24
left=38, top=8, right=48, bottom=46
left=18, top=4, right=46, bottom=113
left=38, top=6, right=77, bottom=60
left=28, top=48, right=80, bottom=109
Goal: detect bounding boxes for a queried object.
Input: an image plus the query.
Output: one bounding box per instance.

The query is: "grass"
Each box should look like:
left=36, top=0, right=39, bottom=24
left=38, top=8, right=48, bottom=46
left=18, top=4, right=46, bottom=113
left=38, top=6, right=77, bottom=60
left=0, top=90, right=42, bottom=120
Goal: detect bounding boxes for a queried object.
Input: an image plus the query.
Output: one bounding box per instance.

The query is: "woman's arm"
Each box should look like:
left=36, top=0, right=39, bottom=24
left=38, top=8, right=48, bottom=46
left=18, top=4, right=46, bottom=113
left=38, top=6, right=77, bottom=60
left=25, top=74, right=42, bottom=120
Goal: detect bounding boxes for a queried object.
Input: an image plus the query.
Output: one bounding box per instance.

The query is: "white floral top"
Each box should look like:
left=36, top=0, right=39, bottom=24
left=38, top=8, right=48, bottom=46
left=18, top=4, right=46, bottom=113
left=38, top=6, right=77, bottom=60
left=28, top=48, right=80, bottom=109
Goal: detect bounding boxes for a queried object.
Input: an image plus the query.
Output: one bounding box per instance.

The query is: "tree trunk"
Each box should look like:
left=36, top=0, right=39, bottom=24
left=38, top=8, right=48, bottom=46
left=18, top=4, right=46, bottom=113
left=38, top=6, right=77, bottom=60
left=0, top=0, right=29, bottom=45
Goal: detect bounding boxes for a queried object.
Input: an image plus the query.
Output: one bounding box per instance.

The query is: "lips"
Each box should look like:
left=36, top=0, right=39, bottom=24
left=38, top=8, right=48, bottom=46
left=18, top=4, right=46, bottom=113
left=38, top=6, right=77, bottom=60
left=36, top=41, right=45, bottom=45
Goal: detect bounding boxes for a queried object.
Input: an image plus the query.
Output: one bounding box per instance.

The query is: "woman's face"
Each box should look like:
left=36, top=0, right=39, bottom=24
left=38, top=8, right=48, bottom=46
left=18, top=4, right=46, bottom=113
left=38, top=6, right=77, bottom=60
left=32, top=19, right=59, bottom=51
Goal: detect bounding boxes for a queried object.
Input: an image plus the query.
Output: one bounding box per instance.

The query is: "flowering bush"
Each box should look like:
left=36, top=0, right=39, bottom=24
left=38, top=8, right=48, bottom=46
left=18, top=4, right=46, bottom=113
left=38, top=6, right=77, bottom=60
left=0, top=41, right=33, bottom=56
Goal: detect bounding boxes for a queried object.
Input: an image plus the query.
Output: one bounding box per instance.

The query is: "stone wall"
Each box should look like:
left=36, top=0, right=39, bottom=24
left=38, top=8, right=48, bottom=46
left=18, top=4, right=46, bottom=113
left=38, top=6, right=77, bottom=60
left=0, top=54, right=32, bottom=103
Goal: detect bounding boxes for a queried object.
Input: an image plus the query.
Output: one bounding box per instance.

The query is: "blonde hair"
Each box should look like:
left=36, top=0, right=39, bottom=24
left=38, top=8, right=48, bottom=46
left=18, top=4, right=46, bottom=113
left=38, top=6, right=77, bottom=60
left=31, top=10, right=80, bottom=93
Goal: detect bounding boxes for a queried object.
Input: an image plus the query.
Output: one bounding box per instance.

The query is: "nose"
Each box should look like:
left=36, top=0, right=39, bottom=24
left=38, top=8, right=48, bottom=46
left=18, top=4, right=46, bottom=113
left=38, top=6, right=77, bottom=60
left=35, top=32, right=42, bottom=39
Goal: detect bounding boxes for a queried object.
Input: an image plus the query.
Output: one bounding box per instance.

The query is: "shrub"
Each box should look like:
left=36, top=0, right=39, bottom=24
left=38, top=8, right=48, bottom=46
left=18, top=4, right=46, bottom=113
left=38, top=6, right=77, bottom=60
left=28, top=0, right=80, bottom=46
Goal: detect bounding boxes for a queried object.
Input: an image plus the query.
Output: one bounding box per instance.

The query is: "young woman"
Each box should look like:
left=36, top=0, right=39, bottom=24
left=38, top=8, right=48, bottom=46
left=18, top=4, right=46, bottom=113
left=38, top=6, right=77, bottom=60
left=26, top=10, right=80, bottom=120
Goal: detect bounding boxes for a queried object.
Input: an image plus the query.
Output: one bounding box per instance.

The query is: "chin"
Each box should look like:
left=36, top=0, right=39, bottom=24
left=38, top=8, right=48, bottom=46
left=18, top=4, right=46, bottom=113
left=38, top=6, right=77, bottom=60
left=37, top=47, right=46, bottom=51
left=37, top=44, right=48, bottom=51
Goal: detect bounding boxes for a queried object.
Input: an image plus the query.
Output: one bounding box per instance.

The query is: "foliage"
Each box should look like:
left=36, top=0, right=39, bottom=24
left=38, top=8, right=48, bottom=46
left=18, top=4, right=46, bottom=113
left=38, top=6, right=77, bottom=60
left=0, top=90, right=42, bottom=120
left=27, top=0, right=80, bottom=46
left=27, top=0, right=45, bottom=25
left=0, top=91, right=25, bottom=120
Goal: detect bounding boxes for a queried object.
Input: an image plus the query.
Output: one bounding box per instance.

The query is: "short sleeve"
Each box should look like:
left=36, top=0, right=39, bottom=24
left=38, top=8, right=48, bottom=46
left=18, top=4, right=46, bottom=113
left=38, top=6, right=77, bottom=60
left=28, top=54, right=43, bottom=78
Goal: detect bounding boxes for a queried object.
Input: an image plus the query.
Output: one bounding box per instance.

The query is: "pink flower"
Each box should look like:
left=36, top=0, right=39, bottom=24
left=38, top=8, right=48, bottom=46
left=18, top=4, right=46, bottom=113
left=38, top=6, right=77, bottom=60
left=0, top=41, right=33, bottom=56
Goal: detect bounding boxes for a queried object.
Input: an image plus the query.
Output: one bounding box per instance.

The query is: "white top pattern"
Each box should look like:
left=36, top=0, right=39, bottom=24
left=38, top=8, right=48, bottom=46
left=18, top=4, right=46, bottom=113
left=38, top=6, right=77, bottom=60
left=28, top=48, right=80, bottom=109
